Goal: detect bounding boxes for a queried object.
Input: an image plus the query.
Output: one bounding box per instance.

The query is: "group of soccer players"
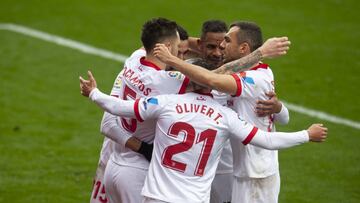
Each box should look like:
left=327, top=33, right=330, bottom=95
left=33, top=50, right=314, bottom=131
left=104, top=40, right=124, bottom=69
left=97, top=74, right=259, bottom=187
left=80, top=18, right=328, bottom=203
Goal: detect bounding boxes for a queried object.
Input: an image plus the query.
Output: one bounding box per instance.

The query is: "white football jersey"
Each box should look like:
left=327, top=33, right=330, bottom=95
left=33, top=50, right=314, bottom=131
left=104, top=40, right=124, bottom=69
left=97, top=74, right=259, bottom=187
left=110, top=49, right=190, bottom=170
left=211, top=90, right=233, bottom=174
left=134, top=93, right=258, bottom=203
left=89, top=87, right=308, bottom=203
left=229, top=63, right=279, bottom=178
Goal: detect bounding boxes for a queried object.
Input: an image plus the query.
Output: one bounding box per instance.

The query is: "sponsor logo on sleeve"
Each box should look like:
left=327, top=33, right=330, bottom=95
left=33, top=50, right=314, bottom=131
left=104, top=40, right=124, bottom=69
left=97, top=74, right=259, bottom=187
left=147, top=98, right=158, bottom=105
left=142, top=97, right=158, bottom=110
left=241, top=76, right=255, bottom=85
left=240, top=72, right=255, bottom=85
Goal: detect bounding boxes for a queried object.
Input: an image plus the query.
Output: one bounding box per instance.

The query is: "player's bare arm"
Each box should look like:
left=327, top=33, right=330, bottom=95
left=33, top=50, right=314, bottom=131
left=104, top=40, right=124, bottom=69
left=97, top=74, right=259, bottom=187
left=153, top=37, right=290, bottom=94
left=154, top=43, right=238, bottom=94
left=213, top=37, right=291, bottom=74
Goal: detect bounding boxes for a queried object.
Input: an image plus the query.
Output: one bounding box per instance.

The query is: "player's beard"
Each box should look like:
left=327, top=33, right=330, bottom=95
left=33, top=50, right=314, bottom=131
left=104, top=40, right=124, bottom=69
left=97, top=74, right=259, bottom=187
left=206, top=56, right=223, bottom=69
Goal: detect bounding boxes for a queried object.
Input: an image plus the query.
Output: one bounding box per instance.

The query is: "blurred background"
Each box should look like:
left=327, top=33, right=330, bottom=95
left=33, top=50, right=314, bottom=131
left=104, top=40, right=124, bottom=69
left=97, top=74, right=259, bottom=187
left=0, top=0, right=359, bottom=202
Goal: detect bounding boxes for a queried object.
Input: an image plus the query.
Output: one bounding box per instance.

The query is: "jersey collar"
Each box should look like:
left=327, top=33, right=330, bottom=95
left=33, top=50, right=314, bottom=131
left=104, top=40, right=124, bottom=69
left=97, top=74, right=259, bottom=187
left=140, top=57, right=162, bottom=71
left=250, top=63, right=269, bottom=71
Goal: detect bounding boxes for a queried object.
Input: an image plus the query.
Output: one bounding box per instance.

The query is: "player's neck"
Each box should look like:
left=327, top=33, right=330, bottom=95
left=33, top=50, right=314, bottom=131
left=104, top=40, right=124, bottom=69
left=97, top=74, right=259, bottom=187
left=145, top=55, right=167, bottom=70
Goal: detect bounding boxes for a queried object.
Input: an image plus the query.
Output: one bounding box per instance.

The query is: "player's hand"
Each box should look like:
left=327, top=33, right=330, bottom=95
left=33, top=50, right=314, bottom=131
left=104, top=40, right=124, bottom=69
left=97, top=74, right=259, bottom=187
left=79, top=70, right=97, bottom=97
left=138, top=141, right=154, bottom=162
left=255, top=91, right=282, bottom=117
left=259, top=37, right=290, bottom=59
left=153, top=43, right=176, bottom=63
left=307, top=124, right=328, bottom=142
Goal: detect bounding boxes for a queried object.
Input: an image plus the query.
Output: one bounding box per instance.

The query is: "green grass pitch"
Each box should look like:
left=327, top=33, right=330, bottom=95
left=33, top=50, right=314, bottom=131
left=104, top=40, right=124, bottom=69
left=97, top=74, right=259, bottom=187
left=0, top=0, right=359, bottom=202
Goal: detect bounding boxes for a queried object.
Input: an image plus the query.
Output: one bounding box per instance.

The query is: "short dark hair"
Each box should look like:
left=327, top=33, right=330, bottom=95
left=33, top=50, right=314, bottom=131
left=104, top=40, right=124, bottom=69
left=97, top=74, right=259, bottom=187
left=177, top=25, right=189, bottom=41
left=189, top=58, right=216, bottom=70
left=141, top=18, right=178, bottom=52
left=230, top=21, right=263, bottom=51
left=201, top=20, right=228, bottom=39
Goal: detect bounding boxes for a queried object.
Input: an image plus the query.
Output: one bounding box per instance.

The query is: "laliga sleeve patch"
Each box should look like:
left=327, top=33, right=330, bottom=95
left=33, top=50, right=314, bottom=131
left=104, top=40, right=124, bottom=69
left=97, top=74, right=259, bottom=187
left=113, top=76, right=122, bottom=89
left=167, top=71, right=184, bottom=80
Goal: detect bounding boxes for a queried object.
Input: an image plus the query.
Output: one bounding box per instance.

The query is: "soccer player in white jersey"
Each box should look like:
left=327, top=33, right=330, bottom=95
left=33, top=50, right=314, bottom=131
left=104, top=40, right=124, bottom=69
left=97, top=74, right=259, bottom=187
left=223, top=21, right=289, bottom=203
left=79, top=71, right=327, bottom=203
left=189, top=21, right=290, bottom=203
left=192, top=20, right=234, bottom=203
left=91, top=18, right=191, bottom=203
left=90, top=22, right=194, bottom=203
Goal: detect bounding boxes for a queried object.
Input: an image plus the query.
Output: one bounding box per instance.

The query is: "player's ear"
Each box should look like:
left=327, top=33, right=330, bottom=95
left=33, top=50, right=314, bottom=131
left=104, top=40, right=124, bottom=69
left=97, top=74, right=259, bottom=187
left=239, top=42, right=249, bottom=54
left=164, top=41, right=171, bottom=49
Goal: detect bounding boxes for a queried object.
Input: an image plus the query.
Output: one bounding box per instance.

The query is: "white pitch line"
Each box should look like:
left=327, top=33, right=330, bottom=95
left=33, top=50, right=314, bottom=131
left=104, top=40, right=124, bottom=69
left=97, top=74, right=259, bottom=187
left=282, top=102, right=360, bottom=129
left=1, top=23, right=359, bottom=130
left=0, top=23, right=127, bottom=62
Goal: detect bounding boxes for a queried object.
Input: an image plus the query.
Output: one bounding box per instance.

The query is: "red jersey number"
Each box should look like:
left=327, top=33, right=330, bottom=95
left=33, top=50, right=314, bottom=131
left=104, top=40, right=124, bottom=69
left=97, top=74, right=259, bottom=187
left=162, top=122, right=217, bottom=176
left=121, top=85, right=137, bottom=132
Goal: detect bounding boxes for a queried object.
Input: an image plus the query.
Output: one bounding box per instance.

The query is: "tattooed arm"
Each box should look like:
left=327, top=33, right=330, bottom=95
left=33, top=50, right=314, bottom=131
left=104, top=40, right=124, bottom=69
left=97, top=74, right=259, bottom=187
left=214, top=37, right=290, bottom=74
left=213, top=49, right=263, bottom=74
left=154, top=37, right=290, bottom=94
left=154, top=45, right=238, bottom=94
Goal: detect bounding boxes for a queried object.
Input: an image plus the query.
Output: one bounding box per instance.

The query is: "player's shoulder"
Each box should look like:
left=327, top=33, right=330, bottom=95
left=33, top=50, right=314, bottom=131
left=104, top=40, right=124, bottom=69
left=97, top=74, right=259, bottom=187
left=249, top=63, right=273, bottom=76
left=216, top=103, right=241, bottom=126
left=145, top=94, right=179, bottom=105
left=158, top=70, right=186, bottom=81
left=129, top=48, right=146, bottom=59
left=243, top=64, right=273, bottom=82
left=125, top=49, right=146, bottom=66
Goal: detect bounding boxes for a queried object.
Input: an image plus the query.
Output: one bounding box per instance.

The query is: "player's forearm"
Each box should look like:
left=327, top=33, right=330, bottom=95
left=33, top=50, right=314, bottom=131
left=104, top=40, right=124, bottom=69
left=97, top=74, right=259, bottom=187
left=89, top=88, right=135, bottom=118
left=100, top=112, right=132, bottom=146
left=187, top=37, right=200, bottom=52
left=250, top=129, right=309, bottom=150
left=167, top=56, right=219, bottom=89
left=273, top=103, right=290, bottom=124
left=216, top=49, right=263, bottom=74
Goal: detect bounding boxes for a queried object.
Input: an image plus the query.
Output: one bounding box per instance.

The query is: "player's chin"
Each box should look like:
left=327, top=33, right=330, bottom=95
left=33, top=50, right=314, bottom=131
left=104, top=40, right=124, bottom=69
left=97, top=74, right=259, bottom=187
left=209, top=58, right=223, bottom=67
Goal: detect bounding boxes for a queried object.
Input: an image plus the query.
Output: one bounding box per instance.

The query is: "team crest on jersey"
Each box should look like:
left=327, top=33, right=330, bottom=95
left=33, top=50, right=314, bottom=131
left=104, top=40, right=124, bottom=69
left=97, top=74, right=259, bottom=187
left=167, top=71, right=184, bottom=80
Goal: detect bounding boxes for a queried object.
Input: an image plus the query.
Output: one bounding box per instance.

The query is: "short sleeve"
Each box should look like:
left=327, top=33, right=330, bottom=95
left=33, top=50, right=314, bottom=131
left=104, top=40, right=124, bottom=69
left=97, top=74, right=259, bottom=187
left=230, top=73, right=242, bottom=97
left=156, top=71, right=189, bottom=94
left=233, top=70, right=270, bottom=99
